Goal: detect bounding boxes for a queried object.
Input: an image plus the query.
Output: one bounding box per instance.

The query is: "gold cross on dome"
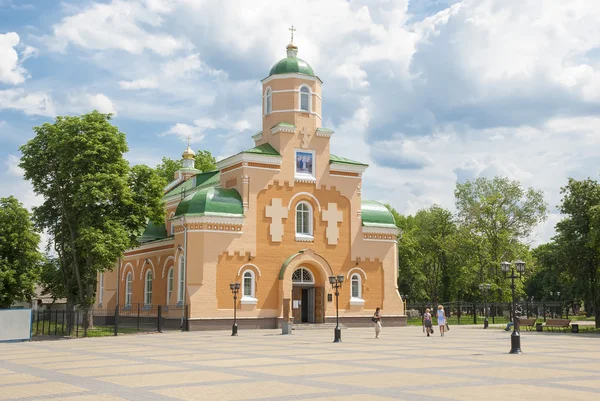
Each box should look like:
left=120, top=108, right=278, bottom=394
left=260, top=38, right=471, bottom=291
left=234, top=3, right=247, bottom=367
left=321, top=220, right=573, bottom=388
left=187, top=135, right=191, bottom=147
left=289, top=25, right=296, bottom=42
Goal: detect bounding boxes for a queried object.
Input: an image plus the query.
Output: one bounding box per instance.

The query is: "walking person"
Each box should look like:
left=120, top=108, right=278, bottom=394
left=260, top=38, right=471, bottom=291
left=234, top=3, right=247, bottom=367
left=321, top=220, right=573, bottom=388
left=373, top=307, right=382, bottom=339
left=437, top=305, right=446, bottom=337
left=423, top=308, right=433, bottom=337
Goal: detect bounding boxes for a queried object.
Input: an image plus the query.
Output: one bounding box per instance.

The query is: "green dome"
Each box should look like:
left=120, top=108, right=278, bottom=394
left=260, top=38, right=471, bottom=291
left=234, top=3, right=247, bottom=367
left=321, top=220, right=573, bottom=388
left=269, top=57, right=315, bottom=76
left=175, top=187, right=243, bottom=217
left=361, top=200, right=396, bottom=228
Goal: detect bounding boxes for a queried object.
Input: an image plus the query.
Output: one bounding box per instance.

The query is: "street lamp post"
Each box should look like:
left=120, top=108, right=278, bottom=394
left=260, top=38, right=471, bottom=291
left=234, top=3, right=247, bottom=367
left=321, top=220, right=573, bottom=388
left=329, top=275, right=344, bottom=343
left=478, top=283, right=491, bottom=329
left=501, top=260, right=526, bottom=354
left=229, top=282, right=240, bottom=336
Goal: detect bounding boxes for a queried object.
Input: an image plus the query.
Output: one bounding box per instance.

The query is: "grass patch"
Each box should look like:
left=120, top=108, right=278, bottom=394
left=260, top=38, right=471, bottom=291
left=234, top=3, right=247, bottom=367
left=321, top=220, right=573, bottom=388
left=407, top=315, right=510, bottom=326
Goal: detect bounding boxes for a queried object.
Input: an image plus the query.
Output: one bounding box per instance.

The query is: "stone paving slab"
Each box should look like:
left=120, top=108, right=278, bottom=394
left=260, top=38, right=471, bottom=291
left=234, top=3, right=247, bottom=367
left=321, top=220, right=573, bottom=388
left=0, top=326, right=599, bottom=400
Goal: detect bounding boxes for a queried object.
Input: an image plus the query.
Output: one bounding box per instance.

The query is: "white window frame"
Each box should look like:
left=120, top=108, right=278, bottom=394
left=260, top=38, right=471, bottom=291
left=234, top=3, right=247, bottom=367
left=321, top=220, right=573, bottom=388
left=144, top=269, right=153, bottom=306
left=295, top=201, right=314, bottom=241
left=264, top=87, right=272, bottom=115
left=125, top=272, right=133, bottom=307
left=177, top=255, right=185, bottom=304
left=98, top=273, right=104, bottom=306
left=294, top=149, right=316, bottom=181
left=291, top=267, right=314, bottom=285
left=241, top=270, right=258, bottom=305
left=167, top=267, right=174, bottom=305
left=170, top=223, right=175, bottom=236
left=350, top=273, right=365, bottom=305
left=299, top=85, right=311, bottom=112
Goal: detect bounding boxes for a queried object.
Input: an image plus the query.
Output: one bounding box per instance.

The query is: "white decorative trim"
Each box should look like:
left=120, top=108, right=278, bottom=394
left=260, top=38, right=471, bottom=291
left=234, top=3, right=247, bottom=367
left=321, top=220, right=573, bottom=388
left=362, top=226, right=399, bottom=235
left=183, top=215, right=244, bottom=226
left=329, top=163, right=368, bottom=174
left=262, top=73, right=323, bottom=85
left=347, top=267, right=368, bottom=280
left=217, top=152, right=282, bottom=171
left=363, top=238, right=398, bottom=243
left=299, top=84, right=312, bottom=113
left=223, top=165, right=280, bottom=174
left=315, top=128, right=334, bottom=137
left=268, top=109, right=322, bottom=120
left=177, top=229, right=244, bottom=234
left=294, top=149, right=316, bottom=181
left=252, top=131, right=263, bottom=141
left=162, top=256, right=175, bottom=279
left=287, top=192, right=322, bottom=212
left=271, top=124, right=296, bottom=135
left=295, top=178, right=317, bottom=184
left=240, top=296, right=258, bottom=305
left=330, top=173, right=361, bottom=179
left=122, top=263, right=134, bottom=281
left=237, top=263, right=262, bottom=277
left=295, top=234, right=314, bottom=242
left=140, top=259, right=156, bottom=280
left=271, top=89, right=322, bottom=100
left=350, top=298, right=366, bottom=306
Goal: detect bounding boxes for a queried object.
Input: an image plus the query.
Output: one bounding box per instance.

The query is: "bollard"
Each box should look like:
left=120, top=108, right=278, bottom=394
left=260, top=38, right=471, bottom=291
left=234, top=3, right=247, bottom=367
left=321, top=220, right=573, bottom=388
left=157, top=305, right=163, bottom=333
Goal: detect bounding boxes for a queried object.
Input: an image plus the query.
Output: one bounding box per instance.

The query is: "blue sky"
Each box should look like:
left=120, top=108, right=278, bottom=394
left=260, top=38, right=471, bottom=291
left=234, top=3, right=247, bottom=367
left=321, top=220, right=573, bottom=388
left=2, top=0, right=600, bottom=245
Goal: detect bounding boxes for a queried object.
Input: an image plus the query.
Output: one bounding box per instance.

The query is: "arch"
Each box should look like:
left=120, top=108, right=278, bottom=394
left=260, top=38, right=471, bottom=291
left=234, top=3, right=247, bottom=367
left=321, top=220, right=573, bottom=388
left=287, top=192, right=321, bottom=212
left=295, top=201, right=313, bottom=237
left=291, top=267, right=314, bottom=284
left=237, top=263, right=262, bottom=277
left=346, top=267, right=368, bottom=281
left=279, top=249, right=334, bottom=280
left=121, top=263, right=134, bottom=281
left=144, top=268, right=153, bottom=305
left=125, top=272, right=133, bottom=306
left=140, top=259, right=156, bottom=280
left=166, top=267, right=175, bottom=304
left=299, top=84, right=311, bottom=112
left=241, top=270, right=256, bottom=298
left=350, top=273, right=362, bottom=299
left=162, top=256, right=175, bottom=278
left=264, top=86, right=272, bottom=115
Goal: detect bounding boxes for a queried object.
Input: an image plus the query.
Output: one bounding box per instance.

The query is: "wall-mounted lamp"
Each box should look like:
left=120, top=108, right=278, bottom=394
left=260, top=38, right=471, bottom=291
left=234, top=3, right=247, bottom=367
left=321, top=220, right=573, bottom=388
left=177, top=245, right=183, bottom=251
left=145, top=258, right=150, bottom=264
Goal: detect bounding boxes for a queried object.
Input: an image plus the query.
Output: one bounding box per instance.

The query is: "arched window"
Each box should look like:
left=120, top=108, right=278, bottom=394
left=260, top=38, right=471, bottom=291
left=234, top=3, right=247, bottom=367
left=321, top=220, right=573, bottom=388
left=178, top=255, right=185, bottom=304
left=170, top=224, right=175, bottom=236
left=292, top=267, right=314, bottom=284
left=299, top=85, right=310, bottom=112
left=242, top=270, right=255, bottom=298
left=167, top=267, right=174, bottom=305
left=125, top=272, right=133, bottom=306
left=351, top=274, right=361, bottom=299
left=144, top=270, right=153, bottom=306
left=98, top=273, right=104, bottom=305
left=296, top=201, right=313, bottom=238
left=265, top=87, right=272, bottom=115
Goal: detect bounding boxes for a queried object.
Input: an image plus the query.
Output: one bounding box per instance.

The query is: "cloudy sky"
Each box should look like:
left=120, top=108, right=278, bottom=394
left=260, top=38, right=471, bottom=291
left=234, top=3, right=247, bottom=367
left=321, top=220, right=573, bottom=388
left=1, top=0, right=600, bottom=245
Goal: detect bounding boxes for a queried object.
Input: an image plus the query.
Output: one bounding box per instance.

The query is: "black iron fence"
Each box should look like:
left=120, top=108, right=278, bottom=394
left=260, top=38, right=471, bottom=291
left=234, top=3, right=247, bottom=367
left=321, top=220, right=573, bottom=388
left=406, top=300, right=569, bottom=325
left=31, top=304, right=189, bottom=338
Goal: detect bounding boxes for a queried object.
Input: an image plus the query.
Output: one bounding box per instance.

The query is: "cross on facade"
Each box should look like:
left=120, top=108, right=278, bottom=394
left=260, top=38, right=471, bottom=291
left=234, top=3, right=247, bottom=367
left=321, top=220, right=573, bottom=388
left=289, top=25, right=296, bottom=42
left=265, top=198, right=288, bottom=242
left=301, top=127, right=310, bottom=148
left=322, top=203, right=343, bottom=245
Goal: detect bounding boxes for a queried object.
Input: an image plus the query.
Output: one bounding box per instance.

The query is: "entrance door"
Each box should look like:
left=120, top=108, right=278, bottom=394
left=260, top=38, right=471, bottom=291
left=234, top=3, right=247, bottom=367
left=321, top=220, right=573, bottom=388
left=307, top=288, right=315, bottom=323
left=292, top=286, right=302, bottom=323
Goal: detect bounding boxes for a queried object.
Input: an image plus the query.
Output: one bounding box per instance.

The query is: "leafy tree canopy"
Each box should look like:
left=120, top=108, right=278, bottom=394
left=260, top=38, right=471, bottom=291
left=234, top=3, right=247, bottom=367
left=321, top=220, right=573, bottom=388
left=0, top=196, right=42, bottom=308
left=155, top=150, right=217, bottom=183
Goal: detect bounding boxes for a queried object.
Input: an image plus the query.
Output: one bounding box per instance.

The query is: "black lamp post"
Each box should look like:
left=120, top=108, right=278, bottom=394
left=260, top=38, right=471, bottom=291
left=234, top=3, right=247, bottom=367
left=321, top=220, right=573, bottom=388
left=501, top=260, right=525, bottom=354
left=478, top=283, right=491, bottom=329
left=329, top=275, right=344, bottom=343
left=229, top=282, right=240, bottom=336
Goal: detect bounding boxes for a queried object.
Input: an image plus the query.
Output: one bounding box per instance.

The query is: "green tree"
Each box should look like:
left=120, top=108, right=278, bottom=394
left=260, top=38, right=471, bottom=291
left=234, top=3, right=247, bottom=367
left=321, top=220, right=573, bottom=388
left=155, top=149, right=217, bottom=183
left=19, top=111, right=165, bottom=308
left=455, top=176, right=547, bottom=285
left=0, top=196, right=42, bottom=308
left=555, top=178, right=600, bottom=327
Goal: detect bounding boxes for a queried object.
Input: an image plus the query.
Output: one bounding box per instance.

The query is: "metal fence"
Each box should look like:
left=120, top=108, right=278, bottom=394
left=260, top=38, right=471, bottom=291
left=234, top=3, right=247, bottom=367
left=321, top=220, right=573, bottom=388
left=31, top=304, right=189, bottom=339
left=406, top=300, right=569, bottom=324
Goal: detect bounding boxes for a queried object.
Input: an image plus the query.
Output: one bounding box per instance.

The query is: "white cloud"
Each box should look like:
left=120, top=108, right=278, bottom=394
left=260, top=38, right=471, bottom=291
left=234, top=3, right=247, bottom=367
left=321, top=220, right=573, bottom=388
left=86, top=93, right=116, bottom=114
left=4, top=154, right=23, bottom=177
left=0, top=32, right=28, bottom=84
left=119, top=78, right=159, bottom=90
left=163, top=122, right=206, bottom=143
left=0, top=88, right=55, bottom=116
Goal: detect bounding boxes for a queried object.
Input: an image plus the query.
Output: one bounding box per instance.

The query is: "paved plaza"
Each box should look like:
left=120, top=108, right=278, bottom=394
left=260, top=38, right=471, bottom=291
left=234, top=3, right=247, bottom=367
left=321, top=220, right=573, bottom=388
left=1, top=326, right=599, bottom=401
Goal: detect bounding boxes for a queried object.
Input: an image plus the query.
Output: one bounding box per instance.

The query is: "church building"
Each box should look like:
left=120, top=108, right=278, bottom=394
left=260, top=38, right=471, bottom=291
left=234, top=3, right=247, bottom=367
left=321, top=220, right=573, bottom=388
left=97, top=35, right=406, bottom=329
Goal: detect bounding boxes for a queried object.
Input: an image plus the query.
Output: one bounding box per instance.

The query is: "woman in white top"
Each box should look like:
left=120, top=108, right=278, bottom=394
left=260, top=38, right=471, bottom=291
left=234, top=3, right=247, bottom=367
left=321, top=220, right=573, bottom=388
left=437, top=305, right=446, bottom=337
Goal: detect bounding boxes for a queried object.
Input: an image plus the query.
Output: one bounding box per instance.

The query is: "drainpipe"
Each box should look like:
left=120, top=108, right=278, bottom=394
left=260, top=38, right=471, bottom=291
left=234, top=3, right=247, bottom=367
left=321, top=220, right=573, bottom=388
left=180, top=217, right=188, bottom=329
left=116, top=257, right=121, bottom=307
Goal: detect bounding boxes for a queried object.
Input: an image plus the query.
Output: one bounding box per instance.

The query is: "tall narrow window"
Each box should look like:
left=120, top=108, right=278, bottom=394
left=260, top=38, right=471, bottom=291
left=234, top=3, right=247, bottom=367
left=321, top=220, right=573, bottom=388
left=295, top=202, right=312, bottom=238
left=265, top=88, right=272, bottom=114
left=99, top=273, right=104, bottom=305
left=351, top=274, right=361, bottom=299
left=178, top=255, right=185, bottom=304
left=125, top=272, right=133, bottom=306
left=300, top=86, right=310, bottom=112
left=144, top=270, right=153, bottom=306
left=243, top=271, right=255, bottom=298
left=170, top=224, right=175, bottom=236
left=167, top=267, right=174, bottom=305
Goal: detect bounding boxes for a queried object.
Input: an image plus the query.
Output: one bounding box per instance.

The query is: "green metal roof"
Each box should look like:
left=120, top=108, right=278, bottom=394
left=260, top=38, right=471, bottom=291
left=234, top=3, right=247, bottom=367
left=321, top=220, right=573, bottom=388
left=330, top=154, right=369, bottom=167
left=174, top=187, right=243, bottom=217
left=242, top=143, right=281, bottom=157
left=165, top=170, right=220, bottom=198
left=271, top=122, right=295, bottom=128
left=138, top=221, right=168, bottom=243
left=269, top=57, right=315, bottom=77
left=361, top=200, right=396, bottom=228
